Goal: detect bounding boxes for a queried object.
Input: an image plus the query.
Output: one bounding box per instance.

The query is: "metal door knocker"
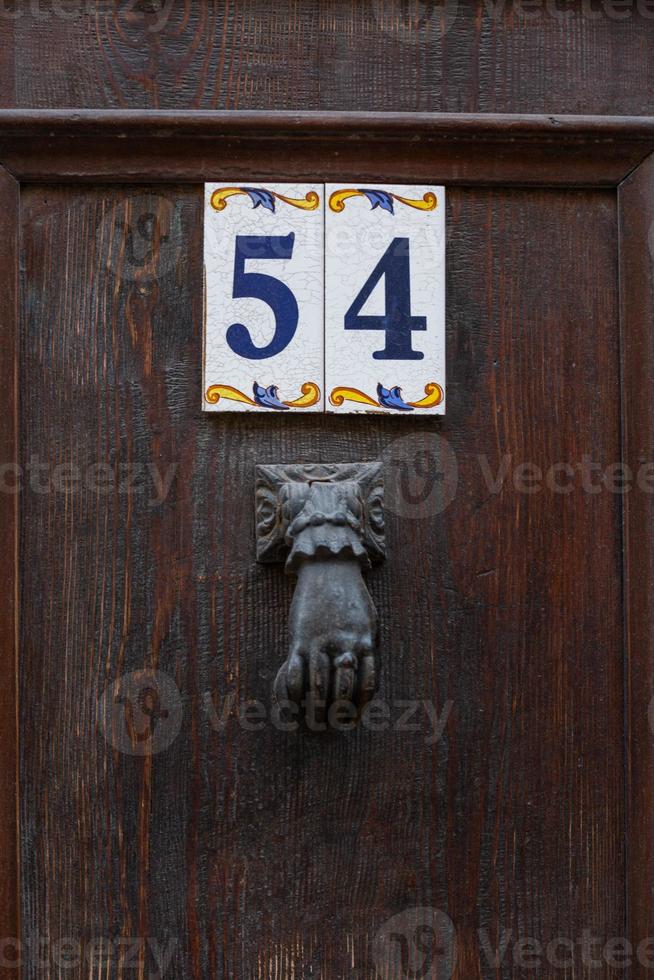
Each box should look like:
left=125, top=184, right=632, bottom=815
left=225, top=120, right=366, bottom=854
left=256, top=463, right=384, bottom=727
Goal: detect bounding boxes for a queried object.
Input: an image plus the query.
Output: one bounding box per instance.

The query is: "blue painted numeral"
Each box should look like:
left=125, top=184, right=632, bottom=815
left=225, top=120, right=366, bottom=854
left=344, top=237, right=426, bottom=360
left=226, top=234, right=299, bottom=360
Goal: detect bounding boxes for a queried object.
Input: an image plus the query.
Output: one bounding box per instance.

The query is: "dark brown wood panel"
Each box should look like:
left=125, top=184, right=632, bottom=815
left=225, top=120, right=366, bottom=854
left=0, top=166, right=19, bottom=975
left=0, top=13, right=14, bottom=109
left=19, top=182, right=624, bottom=978
left=2, top=0, right=654, bottom=116
left=619, top=151, right=654, bottom=973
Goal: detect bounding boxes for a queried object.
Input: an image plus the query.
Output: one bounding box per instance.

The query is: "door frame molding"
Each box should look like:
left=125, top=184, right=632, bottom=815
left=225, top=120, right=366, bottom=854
left=1, top=110, right=653, bottom=968
left=0, top=110, right=653, bottom=185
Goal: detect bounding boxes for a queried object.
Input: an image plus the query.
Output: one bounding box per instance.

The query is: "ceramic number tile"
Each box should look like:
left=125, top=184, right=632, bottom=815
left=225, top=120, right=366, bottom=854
left=203, top=183, right=324, bottom=412
left=325, top=184, right=446, bottom=415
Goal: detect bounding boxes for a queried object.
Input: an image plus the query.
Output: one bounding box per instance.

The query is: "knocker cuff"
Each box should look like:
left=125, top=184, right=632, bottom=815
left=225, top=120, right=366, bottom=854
left=285, top=523, right=369, bottom=573
left=282, top=479, right=370, bottom=573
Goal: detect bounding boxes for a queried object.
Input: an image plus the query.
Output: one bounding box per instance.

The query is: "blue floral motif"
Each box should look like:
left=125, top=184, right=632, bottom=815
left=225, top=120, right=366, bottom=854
left=377, top=383, right=414, bottom=411
left=241, top=187, right=277, bottom=212
left=253, top=382, right=289, bottom=410
left=358, top=189, right=395, bottom=214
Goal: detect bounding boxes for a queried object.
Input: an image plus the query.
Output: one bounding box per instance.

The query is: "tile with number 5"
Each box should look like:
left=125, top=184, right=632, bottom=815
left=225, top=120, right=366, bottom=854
left=203, top=183, right=324, bottom=412
left=325, top=184, right=446, bottom=415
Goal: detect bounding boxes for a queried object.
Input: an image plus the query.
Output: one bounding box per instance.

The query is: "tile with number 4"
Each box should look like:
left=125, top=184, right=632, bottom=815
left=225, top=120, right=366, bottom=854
left=203, top=183, right=324, bottom=412
left=325, top=184, right=446, bottom=415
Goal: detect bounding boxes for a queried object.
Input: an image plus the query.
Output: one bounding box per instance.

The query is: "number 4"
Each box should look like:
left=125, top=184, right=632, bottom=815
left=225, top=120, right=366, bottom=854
left=344, top=237, right=426, bottom=360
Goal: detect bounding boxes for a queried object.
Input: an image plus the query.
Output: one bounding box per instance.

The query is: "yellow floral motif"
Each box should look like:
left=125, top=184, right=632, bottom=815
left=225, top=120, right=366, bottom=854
left=284, top=382, right=321, bottom=407
left=210, top=187, right=320, bottom=212
left=328, top=189, right=438, bottom=213
left=205, top=382, right=321, bottom=409
left=205, top=384, right=256, bottom=406
left=329, top=382, right=444, bottom=410
left=329, top=387, right=379, bottom=408
left=408, top=382, right=444, bottom=408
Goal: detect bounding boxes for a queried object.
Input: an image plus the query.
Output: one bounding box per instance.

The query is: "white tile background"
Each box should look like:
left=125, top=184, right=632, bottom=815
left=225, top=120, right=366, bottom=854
left=203, top=183, right=324, bottom=413
left=325, top=184, right=446, bottom=415
left=203, top=182, right=446, bottom=415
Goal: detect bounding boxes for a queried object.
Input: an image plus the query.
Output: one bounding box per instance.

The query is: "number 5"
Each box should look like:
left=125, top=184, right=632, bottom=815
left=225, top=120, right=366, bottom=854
left=226, top=233, right=299, bottom=360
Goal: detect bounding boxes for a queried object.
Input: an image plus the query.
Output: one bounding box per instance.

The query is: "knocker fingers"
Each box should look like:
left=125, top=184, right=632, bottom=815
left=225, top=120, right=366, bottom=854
left=273, top=661, right=291, bottom=705
left=309, top=648, right=331, bottom=724
left=357, top=651, right=377, bottom=709
left=285, top=648, right=306, bottom=703
left=333, top=651, right=358, bottom=703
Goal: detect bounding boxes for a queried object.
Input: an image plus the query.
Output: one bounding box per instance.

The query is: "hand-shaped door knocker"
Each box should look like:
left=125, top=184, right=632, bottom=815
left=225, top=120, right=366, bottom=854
left=255, top=463, right=384, bottom=728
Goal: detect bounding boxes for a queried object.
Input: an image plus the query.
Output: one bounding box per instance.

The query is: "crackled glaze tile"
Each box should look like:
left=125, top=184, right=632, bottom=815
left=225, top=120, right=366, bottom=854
left=325, top=184, right=446, bottom=415
left=203, top=183, right=324, bottom=412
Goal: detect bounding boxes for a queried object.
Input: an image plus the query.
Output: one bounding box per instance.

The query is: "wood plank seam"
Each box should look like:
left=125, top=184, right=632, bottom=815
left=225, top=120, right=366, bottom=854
left=618, top=149, right=654, bottom=970
left=0, top=163, right=20, bottom=977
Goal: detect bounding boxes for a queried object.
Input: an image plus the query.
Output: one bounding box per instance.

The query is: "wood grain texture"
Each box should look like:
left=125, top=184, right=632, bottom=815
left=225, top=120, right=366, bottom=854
left=1, top=0, right=654, bottom=116
left=19, top=183, right=625, bottom=978
left=0, top=110, right=653, bottom=186
left=0, top=166, right=19, bottom=975
left=619, top=151, right=654, bottom=973
left=0, top=12, right=14, bottom=109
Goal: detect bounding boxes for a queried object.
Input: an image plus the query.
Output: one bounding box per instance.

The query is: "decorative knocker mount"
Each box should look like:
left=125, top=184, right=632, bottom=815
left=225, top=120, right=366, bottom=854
left=256, top=463, right=384, bottom=728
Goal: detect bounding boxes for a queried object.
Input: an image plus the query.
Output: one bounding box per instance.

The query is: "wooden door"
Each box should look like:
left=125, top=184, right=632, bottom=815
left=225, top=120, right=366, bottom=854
left=2, top=7, right=654, bottom=980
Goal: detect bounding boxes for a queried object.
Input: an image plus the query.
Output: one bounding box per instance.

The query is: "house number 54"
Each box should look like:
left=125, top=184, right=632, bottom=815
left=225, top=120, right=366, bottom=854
left=203, top=182, right=446, bottom=415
